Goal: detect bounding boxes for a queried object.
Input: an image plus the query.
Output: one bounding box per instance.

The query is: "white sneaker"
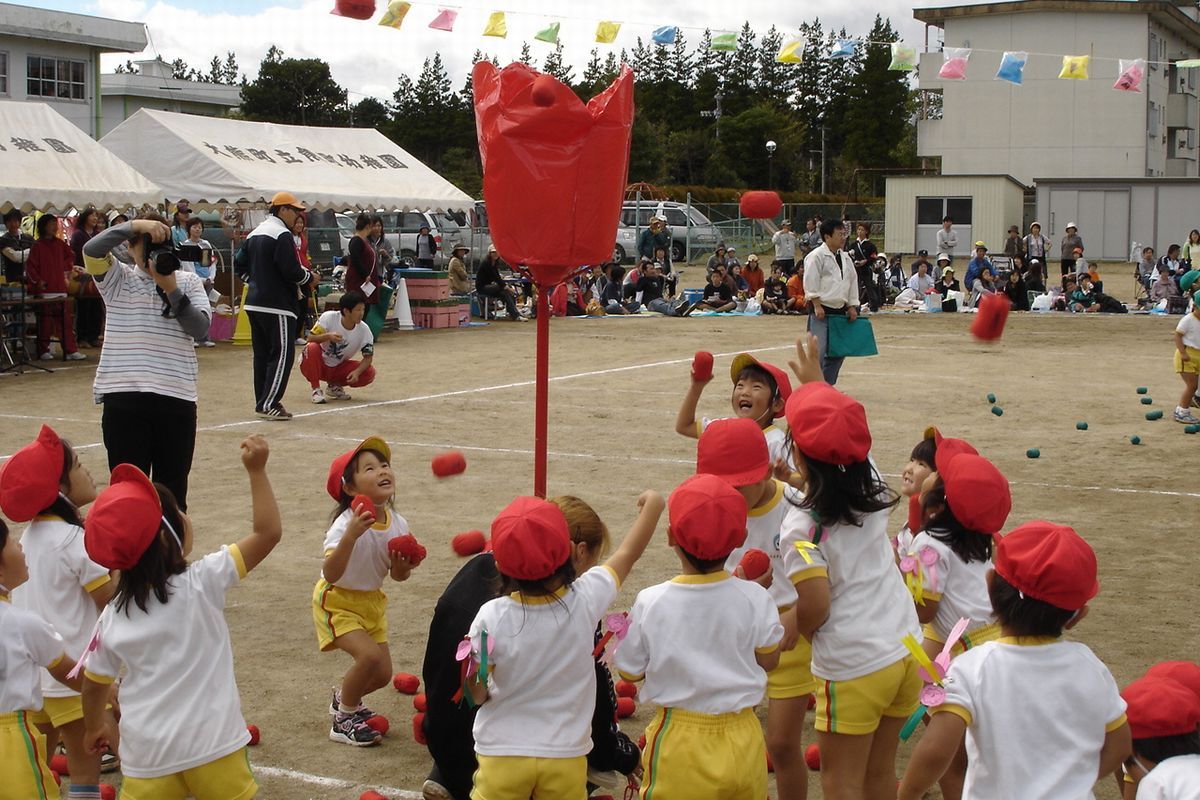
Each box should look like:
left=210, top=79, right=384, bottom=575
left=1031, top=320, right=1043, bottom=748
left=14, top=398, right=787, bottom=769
left=312, top=388, right=327, bottom=404
left=39, top=352, right=54, bottom=361
left=65, top=352, right=86, bottom=361
left=1175, top=407, right=1200, bottom=424
left=295, top=338, right=306, bottom=346
left=203, top=340, right=216, bottom=348
left=326, top=385, right=351, bottom=401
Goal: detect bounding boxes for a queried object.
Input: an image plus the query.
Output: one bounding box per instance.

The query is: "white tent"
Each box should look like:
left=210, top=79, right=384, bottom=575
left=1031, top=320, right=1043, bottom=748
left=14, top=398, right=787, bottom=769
left=101, top=109, right=473, bottom=211
left=0, top=100, right=162, bottom=213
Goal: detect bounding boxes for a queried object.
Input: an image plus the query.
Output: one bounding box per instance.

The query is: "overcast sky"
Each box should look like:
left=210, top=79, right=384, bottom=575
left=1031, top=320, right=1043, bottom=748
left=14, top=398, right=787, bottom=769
left=27, top=0, right=980, bottom=102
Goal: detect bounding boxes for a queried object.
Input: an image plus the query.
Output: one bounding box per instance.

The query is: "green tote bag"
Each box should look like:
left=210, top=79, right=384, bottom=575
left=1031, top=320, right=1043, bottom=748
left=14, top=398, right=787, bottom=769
left=826, top=315, right=878, bottom=358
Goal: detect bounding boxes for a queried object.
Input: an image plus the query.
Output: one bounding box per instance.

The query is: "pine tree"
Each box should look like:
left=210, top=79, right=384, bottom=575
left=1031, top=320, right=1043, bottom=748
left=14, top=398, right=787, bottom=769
left=723, top=23, right=758, bottom=116
left=669, top=33, right=694, bottom=88
left=222, top=51, right=239, bottom=84
left=843, top=16, right=910, bottom=169
left=518, top=43, right=533, bottom=65
left=542, top=41, right=575, bottom=84
left=629, top=38, right=653, bottom=82
left=756, top=26, right=786, bottom=106
left=208, top=56, right=223, bottom=84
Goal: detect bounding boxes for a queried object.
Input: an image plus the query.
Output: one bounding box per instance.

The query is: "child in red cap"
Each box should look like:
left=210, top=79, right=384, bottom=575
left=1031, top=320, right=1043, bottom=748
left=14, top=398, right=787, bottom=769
left=698, top=417, right=814, bottom=800
left=465, top=490, right=664, bottom=800
left=0, top=517, right=85, bottom=800
left=676, top=352, right=794, bottom=465
left=77, top=435, right=282, bottom=799
left=893, top=427, right=939, bottom=553
left=313, top=436, right=422, bottom=747
left=0, top=425, right=113, bottom=795
left=1120, top=674, right=1200, bottom=797
left=900, top=521, right=1131, bottom=800
left=616, top=474, right=784, bottom=799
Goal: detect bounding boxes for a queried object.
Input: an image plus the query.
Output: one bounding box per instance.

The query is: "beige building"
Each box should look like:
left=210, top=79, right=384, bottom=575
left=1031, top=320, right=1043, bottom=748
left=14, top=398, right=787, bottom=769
left=915, top=0, right=1200, bottom=183
left=884, top=175, right=1026, bottom=257
left=101, top=59, right=241, bottom=137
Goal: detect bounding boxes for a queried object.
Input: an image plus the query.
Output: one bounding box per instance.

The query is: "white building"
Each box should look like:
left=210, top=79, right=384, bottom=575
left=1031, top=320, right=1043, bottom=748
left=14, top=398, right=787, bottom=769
left=0, top=2, right=146, bottom=138
left=914, top=0, right=1200, bottom=184
left=101, top=59, right=241, bottom=137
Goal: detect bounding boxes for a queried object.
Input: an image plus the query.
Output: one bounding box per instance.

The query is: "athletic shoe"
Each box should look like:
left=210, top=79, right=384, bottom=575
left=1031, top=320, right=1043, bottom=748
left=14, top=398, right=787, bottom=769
left=422, top=779, right=453, bottom=800
left=295, top=337, right=307, bottom=346
left=326, top=385, right=351, bottom=401
left=312, top=388, right=327, bottom=404
left=39, top=352, right=54, bottom=361
left=1192, top=394, right=1200, bottom=409
left=100, top=747, right=120, bottom=773
left=1174, top=408, right=1200, bottom=424
left=65, top=352, right=86, bottom=361
left=257, top=404, right=293, bottom=421
left=328, top=689, right=375, bottom=720
left=329, top=713, right=382, bottom=746
left=203, top=340, right=216, bottom=348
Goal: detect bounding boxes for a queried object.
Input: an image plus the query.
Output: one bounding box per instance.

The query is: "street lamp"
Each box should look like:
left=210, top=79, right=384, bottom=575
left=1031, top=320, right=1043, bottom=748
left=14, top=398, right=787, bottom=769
left=765, top=140, right=777, bottom=189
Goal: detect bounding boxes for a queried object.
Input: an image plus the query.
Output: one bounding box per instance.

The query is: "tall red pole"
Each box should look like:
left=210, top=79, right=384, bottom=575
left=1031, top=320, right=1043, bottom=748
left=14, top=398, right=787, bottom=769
left=533, top=286, right=551, bottom=498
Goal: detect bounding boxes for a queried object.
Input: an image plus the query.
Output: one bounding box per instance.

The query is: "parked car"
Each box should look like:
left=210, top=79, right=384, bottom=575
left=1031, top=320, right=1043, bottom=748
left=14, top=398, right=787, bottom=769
left=617, top=201, right=721, bottom=263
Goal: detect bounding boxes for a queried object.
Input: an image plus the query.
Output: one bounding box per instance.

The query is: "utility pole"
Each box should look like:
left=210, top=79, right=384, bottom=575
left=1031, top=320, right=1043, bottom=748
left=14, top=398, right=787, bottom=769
left=700, top=90, right=724, bottom=139
left=821, top=126, right=827, bottom=195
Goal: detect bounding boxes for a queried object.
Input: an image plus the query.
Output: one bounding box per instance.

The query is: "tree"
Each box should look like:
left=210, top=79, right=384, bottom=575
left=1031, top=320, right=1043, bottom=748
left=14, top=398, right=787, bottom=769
left=241, top=53, right=348, bottom=125
left=518, top=43, right=533, bottom=65
left=756, top=27, right=787, bottom=106
left=723, top=23, right=758, bottom=116
left=842, top=16, right=909, bottom=171
left=542, top=41, right=575, bottom=84
left=221, top=51, right=240, bottom=84
left=352, top=97, right=390, bottom=129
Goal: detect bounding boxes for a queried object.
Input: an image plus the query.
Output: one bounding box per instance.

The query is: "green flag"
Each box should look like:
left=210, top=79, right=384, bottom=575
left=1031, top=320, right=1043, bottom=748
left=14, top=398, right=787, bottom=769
left=535, top=22, right=561, bottom=44
left=711, top=32, right=737, bottom=52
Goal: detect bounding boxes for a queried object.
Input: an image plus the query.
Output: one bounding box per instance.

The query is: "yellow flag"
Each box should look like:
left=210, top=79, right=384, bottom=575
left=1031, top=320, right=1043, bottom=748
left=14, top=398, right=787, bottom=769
left=483, top=11, right=507, bottom=38
left=377, top=0, right=411, bottom=29
left=777, top=37, right=805, bottom=64
left=596, top=20, right=621, bottom=44
left=1059, top=54, right=1089, bottom=80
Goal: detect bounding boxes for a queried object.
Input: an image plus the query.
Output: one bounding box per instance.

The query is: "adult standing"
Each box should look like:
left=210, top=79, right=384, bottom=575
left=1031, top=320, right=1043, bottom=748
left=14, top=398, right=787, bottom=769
left=1023, top=222, right=1050, bottom=271
left=69, top=208, right=104, bottom=348
left=0, top=209, right=33, bottom=284
left=234, top=191, right=313, bottom=421
left=936, top=216, right=958, bottom=266
left=803, top=219, right=859, bottom=385
left=415, top=223, right=438, bottom=268
left=344, top=214, right=379, bottom=307
left=291, top=213, right=318, bottom=337
left=849, top=222, right=880, bottom=311
left=26, top=215, right=85, bottom=361
left=82, top=215, right=210, bottom=510
left=799, top=218, right=822, bottom=260
left=638, top=216, right=672, bottom=271
left=170, top=202, right=191, bottom=246
left=1002, top=225, right=1025, bottom=261
left=1060, top=222, right=1082, bottom=279
left=772, top=220, right=798, bottom=275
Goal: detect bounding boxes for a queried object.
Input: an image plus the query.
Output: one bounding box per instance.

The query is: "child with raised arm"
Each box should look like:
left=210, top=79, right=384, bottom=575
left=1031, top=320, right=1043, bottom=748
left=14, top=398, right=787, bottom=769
left=899, top=521, right=1131, bottom=800
left=79, top=435, right=282, bottom=800
left=617, top=474, right=784, bottom=799
left=676, top=353, right=793, bottom=465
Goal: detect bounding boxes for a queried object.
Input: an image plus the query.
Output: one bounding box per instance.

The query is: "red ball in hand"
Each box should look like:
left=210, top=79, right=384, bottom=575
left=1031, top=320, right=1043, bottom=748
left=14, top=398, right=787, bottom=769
left=691, top=350, right=714, bottom=381
left=100, top=786, right=116, bottom=800
left=388, top=535, right=427, bottom=567
left=805, top=743, right=821, bottom=771
left=393, top=672, right=420, bottom=694
left=412, top=712, right=428, bottom=745
left=431, top=451, right=467, bottom=478
left=351, top=494, right=375, bottom=519
left=452, top=530, right=487, bottom=557
left=365, top=715, right=389, bottom=736
left=615, top=680, right=638, bottom=699
left=616, top=696, right=636, bottom=719
left=971, top=293, right=1012, bottom=342
left=413, top=692, right=428, bottom=712
left=50, top=753, right=68, bottom=776
left=531, top=74, right=557, bottom=107
left=738, top=549, right=771, bottom=581
left=246, top=724, right=260, bottom=745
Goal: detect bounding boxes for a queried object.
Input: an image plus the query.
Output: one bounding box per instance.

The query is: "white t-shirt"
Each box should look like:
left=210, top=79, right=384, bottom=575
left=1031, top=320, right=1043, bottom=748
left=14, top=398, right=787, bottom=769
left=698, top=417, right=790, bottom=465
left=904, top=531, right=995, bottom=642
left=311, top=310, right=375, bottom=368
left=11, top=517, right=110, bottom=697
left=84, top=546, right=250, bottom=779
left=1137, top=755, right=1200, bottom=799
left=780, top=504, right=921, bottom=681
left=938, top=638, right=1127, bottom=800
left=724, top=480, right=797, bottom=609
left=1177, top=313, right=1200, bottom=350
left=616, top=572, right=784, bottom=715
left=469, top=566, right=619, bottom=758
left=322, top=508, right=408, bottom=591
left=0, top=597, right=64, bottom=714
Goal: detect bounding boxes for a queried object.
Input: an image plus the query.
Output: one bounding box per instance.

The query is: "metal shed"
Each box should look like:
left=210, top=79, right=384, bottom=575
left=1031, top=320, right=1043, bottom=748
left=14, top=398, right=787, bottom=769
left=884, top=174, right=1027, bottom=257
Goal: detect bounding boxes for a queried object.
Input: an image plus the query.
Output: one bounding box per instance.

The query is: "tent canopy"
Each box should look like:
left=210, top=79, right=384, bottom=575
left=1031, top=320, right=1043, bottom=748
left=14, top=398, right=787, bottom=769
left=101, top=109, right=474, bottom=212
left=0, top=100, right=163, bottom=213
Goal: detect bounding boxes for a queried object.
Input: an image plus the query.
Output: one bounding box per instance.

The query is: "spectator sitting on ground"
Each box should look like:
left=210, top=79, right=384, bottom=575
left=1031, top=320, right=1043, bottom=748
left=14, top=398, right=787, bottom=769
left=1024, top=262, right=1047, bottom=294
left=1070, top=276, right=1100, bottom=312
left=730, top=264, right=749, bottom=293
left=762, top=264, right=787, bottom=314
left=300, top=290, right=376, bottom=404
left=1070, top=274, right=1125, bottom=313
left=910, top=249, right=932, bottom=276
left=1152, top=269, right=1182, bottom=303
left=1011, top=254, right=1025, bottom=277
left=1160, top=245, right=1183, bottom=286
left=743, top=254, right=765, bottom=294
left=935, top=252, right=951, bottom=278
left=639, top=262, right=694, bottom=317
left=706, top=243, right=727, bottom=276
left=1137, top=246, right=1157, bottom=293
left=965, top=243, right=994, bottom=305
left=653, top=246, right=677, bottom=297
left=907, top=261, right=934, bottom=296
left=695, top=269, right=736, bottom=313
left=936, top=266, right=960, bottom=294
left=724, top=245, right=741, bottom=271
left=1004, top=269, right=1030, bottom=311
left=975, top=267, right=998, bottom=302
left=601, top=266, right=641, bottom=314
left=785, top=267, right=806, bottom=314
left=447, top=244, right=471, bottom=295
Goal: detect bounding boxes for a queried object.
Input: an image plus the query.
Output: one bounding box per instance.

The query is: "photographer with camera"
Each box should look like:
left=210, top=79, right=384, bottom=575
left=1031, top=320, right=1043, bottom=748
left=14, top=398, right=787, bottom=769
left=82, top=214, right=211, bottom=511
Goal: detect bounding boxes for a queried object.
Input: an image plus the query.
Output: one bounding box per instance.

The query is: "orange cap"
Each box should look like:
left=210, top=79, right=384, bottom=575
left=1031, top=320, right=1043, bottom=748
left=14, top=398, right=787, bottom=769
left=270, top=191, right=306, bottom=210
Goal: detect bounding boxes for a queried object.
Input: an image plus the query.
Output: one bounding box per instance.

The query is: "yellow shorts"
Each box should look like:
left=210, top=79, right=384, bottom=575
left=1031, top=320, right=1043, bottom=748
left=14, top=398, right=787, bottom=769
left=29, top=694, right=85, bottom=728
left=312, top=580, right=387, bottom=652
left=470, top=754, right=586, bottom=800
left=815, top=656, right=923, bottom=735
left=922, top=622, right=1001, bottom=657
left=640, top=707, right=766, bottom=800
left=1176, top=346, right=1200, bottom=375
left=766, top=635, right=816, bottom=699
left=119, top=747, right=257, bottom=800
left=0, top=711, right=59, bottom=800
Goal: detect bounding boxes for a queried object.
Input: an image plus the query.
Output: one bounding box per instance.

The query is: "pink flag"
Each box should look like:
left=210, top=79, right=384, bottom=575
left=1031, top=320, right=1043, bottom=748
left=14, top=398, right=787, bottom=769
left=429, top=8, right=457, bottom=31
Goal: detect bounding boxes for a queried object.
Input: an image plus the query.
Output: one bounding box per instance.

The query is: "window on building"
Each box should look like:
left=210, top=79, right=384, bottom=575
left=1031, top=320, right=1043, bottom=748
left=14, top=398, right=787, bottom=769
left=26, top=56, right=86, bottom=100
left=1150, top=33, right=1159, bottom=71
left=0, top=53, right=8, bottom=95
left=1189, top=129, right=1196, bottom=150
left=917, top=197, right=973, bottom=226
left=1149, top=102, right=1160, bottom=137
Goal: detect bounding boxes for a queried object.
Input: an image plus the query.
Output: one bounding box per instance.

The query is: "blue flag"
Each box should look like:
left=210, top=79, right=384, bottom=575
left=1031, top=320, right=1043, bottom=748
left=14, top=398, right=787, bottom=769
left=653, top=26, right=677, bottom=45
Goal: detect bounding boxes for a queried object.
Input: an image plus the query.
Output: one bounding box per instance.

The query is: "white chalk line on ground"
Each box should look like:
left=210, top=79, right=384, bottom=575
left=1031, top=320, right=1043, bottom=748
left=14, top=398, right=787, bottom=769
left=253, top=765, right=421, bottom=799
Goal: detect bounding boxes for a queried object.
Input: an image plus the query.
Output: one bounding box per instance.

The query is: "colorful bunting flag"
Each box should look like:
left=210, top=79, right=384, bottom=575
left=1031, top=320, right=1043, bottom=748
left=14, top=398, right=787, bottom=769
left=1175, top=58, right=1200, bottom=68
left=653, top=26, right=677, bottom=45
left=889, top=42, right=917, bottom=71
left=1114, top=58, right=1146, bottom=92
left=483, top=10, right=507, bottom=38
left=712, top=32, right=737, bottom=52
left=377, top=0, right=410, bottom=29
left=939, top=47, right=970, bottom=80
left=595, top=21, right=620, bottom=44
left=1059, top=54, right=1089, bottom=79
left=995, top=51, right=1027, bottom=85
left=534, top=22, right=560, bottom=44
left=428, top=7, right=456, bottom=31
left=830, top=39, right=856, bottom=59
left=777, top=37, right=805, bottom=64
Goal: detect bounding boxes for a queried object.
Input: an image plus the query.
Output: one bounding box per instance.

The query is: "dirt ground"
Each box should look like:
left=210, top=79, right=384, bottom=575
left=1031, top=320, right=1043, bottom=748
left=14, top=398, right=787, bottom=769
left=3, top=288, right=1196, bottom=799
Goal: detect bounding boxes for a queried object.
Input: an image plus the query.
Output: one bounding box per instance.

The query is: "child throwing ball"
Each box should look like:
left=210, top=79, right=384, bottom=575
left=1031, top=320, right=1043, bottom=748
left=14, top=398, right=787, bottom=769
left=676, top=353, right=794, bottom=464
left=314, top=437, right=420, bottom=746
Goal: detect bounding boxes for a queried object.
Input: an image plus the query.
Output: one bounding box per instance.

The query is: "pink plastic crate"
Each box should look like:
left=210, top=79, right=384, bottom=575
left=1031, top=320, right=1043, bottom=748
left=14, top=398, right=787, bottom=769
left=406, top=278, right=450, bottom=301
left=413, top=306, right=458, bottom=329
left=208, top=313, right=235, bottom=341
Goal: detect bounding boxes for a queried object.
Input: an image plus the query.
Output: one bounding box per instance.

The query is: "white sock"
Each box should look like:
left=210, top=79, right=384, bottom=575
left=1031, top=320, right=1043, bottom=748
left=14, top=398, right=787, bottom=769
left=338, top=702, right=360, bottom=715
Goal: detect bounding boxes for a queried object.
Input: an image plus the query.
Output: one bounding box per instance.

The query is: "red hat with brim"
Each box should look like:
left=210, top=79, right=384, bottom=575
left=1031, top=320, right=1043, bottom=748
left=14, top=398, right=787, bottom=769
left=994, top=521, right=1099, bottom=611
left=84, top=464, right=163, bottom=571
left=697, top=417, right=771, bottom=487
left=669, top=474, right=747, bottom=561
left=1122, top=675, right=1200, bottom=739
left=326, top=436, right=392, bottom=501
left=490, top=496, right=572, bottom=581
left=938, top=452, right=1012, bottom=535
left=730, top=354, right=793, bottom=419
left=0, top=425, right=64, bottom=522
left=1145, top=661, right=1200, bottom=702
left=785, top=383, right=871, bottom=466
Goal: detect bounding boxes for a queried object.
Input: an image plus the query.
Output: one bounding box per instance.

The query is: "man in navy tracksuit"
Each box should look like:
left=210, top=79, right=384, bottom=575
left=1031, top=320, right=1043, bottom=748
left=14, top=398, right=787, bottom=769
left=235, top=191, right=313, bottom=420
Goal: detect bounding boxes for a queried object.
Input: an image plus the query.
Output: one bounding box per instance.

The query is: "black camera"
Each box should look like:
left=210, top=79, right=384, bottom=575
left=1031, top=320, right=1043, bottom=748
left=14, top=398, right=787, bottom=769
left=143, top=235, right=180, bottom=276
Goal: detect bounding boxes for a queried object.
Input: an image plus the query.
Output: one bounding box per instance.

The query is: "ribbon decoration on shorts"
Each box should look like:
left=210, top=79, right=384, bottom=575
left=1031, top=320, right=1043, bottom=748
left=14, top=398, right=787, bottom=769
left=592, top=612, right=630, bottom=667
left=899, top=546, right=939, bottom=605
left=898, top=617, right=970, bottom=740
left=453, top=629, right=496, bottom=707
